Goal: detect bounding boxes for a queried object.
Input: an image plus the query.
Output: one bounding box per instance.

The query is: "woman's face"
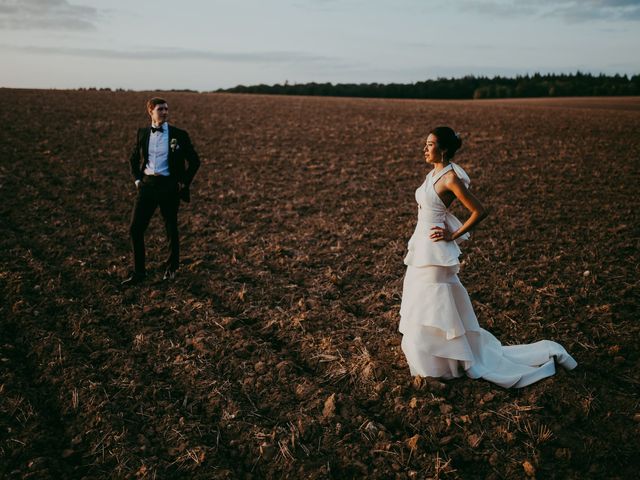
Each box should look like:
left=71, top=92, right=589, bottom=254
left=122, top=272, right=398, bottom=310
left=423, top=134, right=444, bottom=164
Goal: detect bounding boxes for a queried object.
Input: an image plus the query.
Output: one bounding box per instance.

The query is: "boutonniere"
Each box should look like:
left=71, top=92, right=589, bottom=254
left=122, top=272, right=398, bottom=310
left=170, top=138, right=179, bottom=152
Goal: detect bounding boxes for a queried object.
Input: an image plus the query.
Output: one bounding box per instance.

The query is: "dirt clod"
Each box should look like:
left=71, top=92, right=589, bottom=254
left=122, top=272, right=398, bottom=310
left=323, top=393, right=336, bottom=419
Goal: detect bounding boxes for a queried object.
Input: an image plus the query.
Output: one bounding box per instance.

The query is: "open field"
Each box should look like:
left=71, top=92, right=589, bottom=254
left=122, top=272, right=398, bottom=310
left=1, top=90, right=639, bottom=479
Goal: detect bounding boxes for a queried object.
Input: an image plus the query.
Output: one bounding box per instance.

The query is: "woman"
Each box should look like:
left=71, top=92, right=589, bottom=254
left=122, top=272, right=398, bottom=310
left=399, top=127, right=577, bottom=388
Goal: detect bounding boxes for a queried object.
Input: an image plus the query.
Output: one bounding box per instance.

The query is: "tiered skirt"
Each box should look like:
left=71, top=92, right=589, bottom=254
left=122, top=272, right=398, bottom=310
left=399, top=264, right=577, bottom=388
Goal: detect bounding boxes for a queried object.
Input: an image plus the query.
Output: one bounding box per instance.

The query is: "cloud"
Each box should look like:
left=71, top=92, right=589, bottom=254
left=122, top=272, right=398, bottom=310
left=0, top=0, right=99, bottom=30
left=457, top=0, right=640, bottom=22
left=545, top=0, right=640, bottom=22
left=0, top=44, right=338, bottom=65
left=458, top=1, right=537, bottom=18
left=597, top=0, right=640, bottom=6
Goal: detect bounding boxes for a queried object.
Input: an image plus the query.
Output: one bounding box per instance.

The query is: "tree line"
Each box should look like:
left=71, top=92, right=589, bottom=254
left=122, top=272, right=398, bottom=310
left=218, top=72, right=639, bottom=99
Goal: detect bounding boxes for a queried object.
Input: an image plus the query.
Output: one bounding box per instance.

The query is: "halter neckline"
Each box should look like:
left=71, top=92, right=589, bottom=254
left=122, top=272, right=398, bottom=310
left=430, top=164, right=453, bottom=184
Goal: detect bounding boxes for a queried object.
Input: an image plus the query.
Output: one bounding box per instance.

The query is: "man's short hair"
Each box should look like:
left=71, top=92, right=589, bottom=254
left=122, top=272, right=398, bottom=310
left=147, top=97, right=168, bottom=112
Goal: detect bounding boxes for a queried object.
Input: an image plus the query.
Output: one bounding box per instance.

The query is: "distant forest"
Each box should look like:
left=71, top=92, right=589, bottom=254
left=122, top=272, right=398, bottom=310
left=218, top=73, right=639, bottom=100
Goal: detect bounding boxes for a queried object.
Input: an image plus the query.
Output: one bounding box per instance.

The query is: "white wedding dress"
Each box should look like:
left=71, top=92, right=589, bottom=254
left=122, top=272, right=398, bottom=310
left=399, top=163, right=577, bottom=388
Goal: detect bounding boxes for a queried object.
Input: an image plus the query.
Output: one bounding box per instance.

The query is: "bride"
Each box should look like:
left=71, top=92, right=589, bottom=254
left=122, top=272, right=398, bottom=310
left=399, top=126, right=577, bottom=388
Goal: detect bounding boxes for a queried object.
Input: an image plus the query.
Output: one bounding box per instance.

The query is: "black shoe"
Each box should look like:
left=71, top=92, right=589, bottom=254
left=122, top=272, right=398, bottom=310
left=163, top=268, right=176, bottom=281
left=121, top=272, right=146, bottom=286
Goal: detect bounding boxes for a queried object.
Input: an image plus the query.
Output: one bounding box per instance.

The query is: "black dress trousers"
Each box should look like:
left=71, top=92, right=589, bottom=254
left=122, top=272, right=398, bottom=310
left=129, top=175, right=180, bottom=274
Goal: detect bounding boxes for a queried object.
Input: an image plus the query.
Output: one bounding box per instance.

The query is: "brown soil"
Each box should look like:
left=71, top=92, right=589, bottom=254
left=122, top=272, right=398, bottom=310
left=1, top=90, right=639, bottom=479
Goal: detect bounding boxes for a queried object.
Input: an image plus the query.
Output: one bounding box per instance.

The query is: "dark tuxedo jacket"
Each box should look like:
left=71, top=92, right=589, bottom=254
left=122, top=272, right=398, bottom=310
left=129, top=125, right=200, bottom=202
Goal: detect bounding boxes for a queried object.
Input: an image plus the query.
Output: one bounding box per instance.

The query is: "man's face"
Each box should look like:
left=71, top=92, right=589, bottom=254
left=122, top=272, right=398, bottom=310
left=149, top=103, right=169, bottom=125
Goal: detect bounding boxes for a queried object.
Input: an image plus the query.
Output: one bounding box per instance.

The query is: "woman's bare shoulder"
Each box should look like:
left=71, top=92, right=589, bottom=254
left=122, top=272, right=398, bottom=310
left=442, top=170, right=465, bottom=187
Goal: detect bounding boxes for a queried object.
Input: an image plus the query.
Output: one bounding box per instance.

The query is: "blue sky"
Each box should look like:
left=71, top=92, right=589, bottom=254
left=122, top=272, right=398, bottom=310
left=1, top=0, right=638, bottom=90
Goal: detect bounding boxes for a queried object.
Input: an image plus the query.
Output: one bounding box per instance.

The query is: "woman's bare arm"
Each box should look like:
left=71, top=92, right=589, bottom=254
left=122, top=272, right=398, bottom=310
left=430, top=174, right=488, bottom=242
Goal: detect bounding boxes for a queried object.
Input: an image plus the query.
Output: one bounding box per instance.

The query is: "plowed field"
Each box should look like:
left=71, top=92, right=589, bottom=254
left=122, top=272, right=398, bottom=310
left=1, top=89, right=639, bottom=479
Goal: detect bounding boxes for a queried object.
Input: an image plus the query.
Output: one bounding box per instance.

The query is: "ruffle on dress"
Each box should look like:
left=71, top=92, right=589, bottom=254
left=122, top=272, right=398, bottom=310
left=403, top=224, right=463, bottom=267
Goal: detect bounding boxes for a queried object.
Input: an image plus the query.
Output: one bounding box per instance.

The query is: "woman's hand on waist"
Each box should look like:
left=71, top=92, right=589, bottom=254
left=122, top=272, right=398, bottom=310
left=430, top=226, right=453, bottom=242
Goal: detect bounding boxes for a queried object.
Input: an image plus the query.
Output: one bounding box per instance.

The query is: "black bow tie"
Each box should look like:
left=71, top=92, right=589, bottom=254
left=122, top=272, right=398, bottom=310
left=151, top=126, right=164, bottom=133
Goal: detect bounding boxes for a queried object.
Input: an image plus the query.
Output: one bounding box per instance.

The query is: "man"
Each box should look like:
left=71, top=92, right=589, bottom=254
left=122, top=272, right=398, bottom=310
left=122, top=97, right=200, bottom=286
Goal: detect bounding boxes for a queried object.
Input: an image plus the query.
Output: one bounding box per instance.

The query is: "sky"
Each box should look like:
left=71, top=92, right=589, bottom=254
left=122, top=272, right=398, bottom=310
left=1, top=0, right=639, bottom=90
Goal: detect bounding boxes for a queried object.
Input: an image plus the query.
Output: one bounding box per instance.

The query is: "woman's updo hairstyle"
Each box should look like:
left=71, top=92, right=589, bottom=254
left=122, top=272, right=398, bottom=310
left=430, top=126, right=462, bottom=160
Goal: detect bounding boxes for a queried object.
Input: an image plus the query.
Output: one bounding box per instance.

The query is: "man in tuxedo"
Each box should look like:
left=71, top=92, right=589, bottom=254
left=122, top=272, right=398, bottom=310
left=122, top=97, right=200, bottom=286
